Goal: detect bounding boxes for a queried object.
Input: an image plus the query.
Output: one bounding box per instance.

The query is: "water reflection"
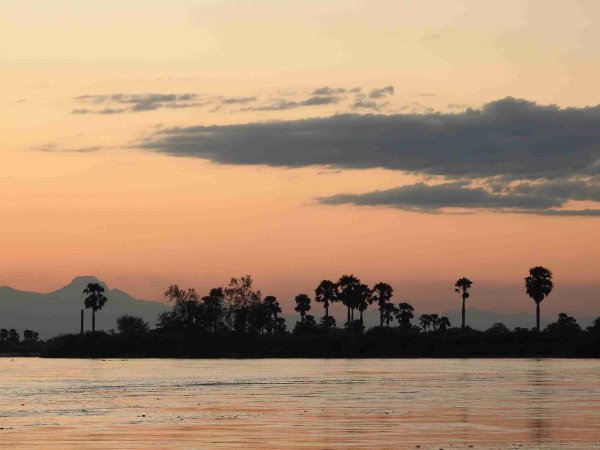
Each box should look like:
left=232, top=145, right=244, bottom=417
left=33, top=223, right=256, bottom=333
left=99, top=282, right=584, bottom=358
left=0, top=358, right=598, bottom=448
left=528, top=363, right=552, bottom=445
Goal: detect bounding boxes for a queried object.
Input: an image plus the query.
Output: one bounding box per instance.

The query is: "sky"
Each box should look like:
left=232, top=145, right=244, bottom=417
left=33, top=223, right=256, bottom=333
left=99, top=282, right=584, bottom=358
left=1, top=0, right=599, bottom=318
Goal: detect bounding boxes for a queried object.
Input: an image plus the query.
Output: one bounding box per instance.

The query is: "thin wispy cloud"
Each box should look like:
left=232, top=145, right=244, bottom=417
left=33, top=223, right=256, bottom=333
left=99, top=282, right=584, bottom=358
left=70, top=85, right=396, bottom=115
left=32, top=144, right=106, bottom=153
left=72, top=93, right=205, bottom=114
left=368, top=86, right=394, bottom=98
left=242, top=95, right=341, bottom=111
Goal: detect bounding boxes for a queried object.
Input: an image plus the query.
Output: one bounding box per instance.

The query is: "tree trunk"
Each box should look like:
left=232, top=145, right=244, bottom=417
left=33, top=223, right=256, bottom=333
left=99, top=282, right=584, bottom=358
left=347, top=306, right=350, bottom=324
left=360, top=309, right=363, bottom=327
left=461, top=297, right=466, bottom=330
left=92, top=309, right=96, bottom=333
left=80, top=309, right=84, bottom=335
left=380, top=309, right=384, bottom=327
left=536, top=302, right=540, bottom=332
left=325, top=303, right=329, bottom=318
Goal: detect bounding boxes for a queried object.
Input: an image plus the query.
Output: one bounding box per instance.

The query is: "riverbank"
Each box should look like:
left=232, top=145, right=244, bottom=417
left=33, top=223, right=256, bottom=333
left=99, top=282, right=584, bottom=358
left=29, top=327, right=600, bottom=358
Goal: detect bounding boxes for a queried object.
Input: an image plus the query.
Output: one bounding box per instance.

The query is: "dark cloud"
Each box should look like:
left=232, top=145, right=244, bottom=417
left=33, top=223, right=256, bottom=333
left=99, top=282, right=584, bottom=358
left=319, top=176, right=600, bottom=216
left=369, top=86, right=394, bottom=98
left=140, top=97, right=600, bottom=215
left=319, top=181, right=562, bottom=212
left=507, top=178, right=600, bottom=202
left=141, top=97, right=600, bottom=179
left=318, top=176, right=600, bottom=216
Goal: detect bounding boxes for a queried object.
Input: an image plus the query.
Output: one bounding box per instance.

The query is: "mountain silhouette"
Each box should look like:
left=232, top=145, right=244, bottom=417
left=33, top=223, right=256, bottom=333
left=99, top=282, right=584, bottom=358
left=0, top=276, right=168, bottom=338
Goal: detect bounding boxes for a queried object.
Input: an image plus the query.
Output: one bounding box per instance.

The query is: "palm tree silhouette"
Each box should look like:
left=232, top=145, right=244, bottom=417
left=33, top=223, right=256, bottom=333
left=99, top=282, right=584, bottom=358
left=395, top=302, right=414, bottom=330
left=370, top=282, right=393, bottom=327
left=294, top=293, right=311, bottom=323
left=263, top=295, right=281, bottom=334
left=354, top=283, right=371, bottom=326
left=337, top=275, right=361, bottom=325
left=454, top=277, right=473, bottom=330
left=381, top=303, right=396, bottom=327
left=315, top=280, right=337, bottom=320
left=419, top=314, right=432, bottom=332
left=525, top=266, right=553, bottom=332
left=430, top=314, right=440, bottom=331
left=438, top=316, right=451, bottom=331
left=83, top=282, right=108, bottom=333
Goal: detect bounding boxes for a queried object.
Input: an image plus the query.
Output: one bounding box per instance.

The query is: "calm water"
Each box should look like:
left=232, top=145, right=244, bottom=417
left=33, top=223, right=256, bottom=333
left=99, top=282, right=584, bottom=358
left=0, top=358, right=599, bottom=449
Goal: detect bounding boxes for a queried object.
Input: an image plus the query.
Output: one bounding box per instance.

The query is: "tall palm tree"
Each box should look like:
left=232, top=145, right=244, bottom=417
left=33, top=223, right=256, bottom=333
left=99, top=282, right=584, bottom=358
left=382, top=303, right=397, bottom=327
left=525, top=266, right=553, bottom=332
left=370, top=282, right=393, bottom=327
left=353, top=283, right=371, bottom=326
left=294, top=293, right=311, bottom=323
left=83, top=282, right=108, bottom=333
left=395, top=302, right=414, bottom=330
left=454, top=277, right=473, bottom=330
left=337, top=275, right=361, bottom=325
left=419, top=314, right=432, bottom=332
left=315, top=280, right=337, bottom=319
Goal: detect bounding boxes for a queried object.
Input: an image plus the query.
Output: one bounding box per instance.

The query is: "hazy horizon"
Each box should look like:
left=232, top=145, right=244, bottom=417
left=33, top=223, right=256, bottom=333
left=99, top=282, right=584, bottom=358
left=2, top=0, right=599, bottom=316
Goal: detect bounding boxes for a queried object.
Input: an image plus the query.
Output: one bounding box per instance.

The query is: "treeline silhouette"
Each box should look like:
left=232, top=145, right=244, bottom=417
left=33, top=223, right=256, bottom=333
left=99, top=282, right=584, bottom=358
left=2, top=267, right=600, bottom=357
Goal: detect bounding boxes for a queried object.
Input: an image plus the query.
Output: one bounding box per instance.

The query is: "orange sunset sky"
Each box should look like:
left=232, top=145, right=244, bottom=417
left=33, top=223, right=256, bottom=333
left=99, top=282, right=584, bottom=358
left=1, top=0, right=599, bottom=317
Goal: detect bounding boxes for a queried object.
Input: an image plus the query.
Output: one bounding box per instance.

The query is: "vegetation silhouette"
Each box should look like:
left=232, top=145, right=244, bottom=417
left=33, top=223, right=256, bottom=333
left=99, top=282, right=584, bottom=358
left=525, top=267, right=554, bottom=332
left=315, top=280, right=336, bottom=323
left=371, top=282, right=393, bottom=328
left=2, top=267, right=600, bottom=358
left=83, top=282, right=108, bottom=333
left=454, top=277, right=473, bottom=329
left=294, top=293, right=311, bottom=323
left=117, top=315, right=149, bottom=334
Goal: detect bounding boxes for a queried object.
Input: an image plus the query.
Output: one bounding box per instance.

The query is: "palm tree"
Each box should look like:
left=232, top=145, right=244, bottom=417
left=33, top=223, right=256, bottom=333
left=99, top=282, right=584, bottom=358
left=370, top=282, right=393, bottom=327
left=525, top=266, right=553, bottom=332
left=294, top=293, right=311, bottom=323
left=263, top=295, right=281, bottom=335
left=438, top=316, right=451, bottom=331
left=83, top=282, right=108, bottom=333
left=315, top=280, right=337, bottom=319
left=353, top=283, right=371, bottom=326
left=337, top=275, right=361, bottom=324
left=430, top=314, right=440, bottom=331
left=419, top=314, right=432, bottom=332
left=382, top=303, right=396, bottom=327
left=454, top=277, right=473, bottom=330
left=395, top=302, right=414, bottom=330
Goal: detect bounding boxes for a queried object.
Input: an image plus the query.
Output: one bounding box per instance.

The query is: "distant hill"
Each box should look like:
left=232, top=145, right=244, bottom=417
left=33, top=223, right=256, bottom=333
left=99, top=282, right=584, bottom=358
left=0, top=276, right=168, bottom=339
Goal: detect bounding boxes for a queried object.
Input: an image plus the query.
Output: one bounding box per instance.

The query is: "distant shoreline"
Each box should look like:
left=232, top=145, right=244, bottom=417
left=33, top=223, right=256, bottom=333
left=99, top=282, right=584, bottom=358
left=16, top=327, right=596, bottom=359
